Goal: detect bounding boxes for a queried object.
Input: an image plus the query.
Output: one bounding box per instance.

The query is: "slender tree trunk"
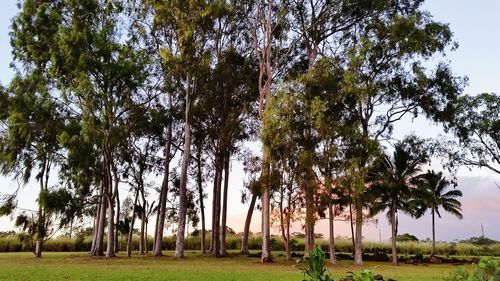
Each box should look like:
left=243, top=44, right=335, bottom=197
left=140, top=210, right=145, bottom=255
left=91, top=182, right=106, bottom=256
left=90, top=196, right=100, bottom=254
left=106, top=152, right=119, bottom=258
left=390, top=203, right=398, bottom=265
left=279, top=187, right=290, bottom=261
left=145, top=218, right=148, bottom=253
left=328, top=201, right=336, bottom=265
left=240, top=194, right=257, bottom=255
left=153, top=93, right=173, bottom=257
left=196, top=146, right=206, bottom=254
left=220, top=153, right=230, bottom=256
left=349, top=200, right=355, bottom=256
left=431, top=208, right=436, bottom=257
left=211, top=155, right=223, bottom=257
left=286, top=179, right=292, bottom=261
left=105, top=194, right=116, bottom=258
left=35, top=171, right=45, bottom=258
left=304, top=180, right=315, bottom=256
left=210, top=164, right=218, bottom=254
left=114, top=190, right=120, bottom=254
left=261, top=146, right=272, bottom=263
left=175, top=76, right=193, bottom=258
left=127, top=189, right=139, bottom=257
left=354, top=198, right=363, bottom=265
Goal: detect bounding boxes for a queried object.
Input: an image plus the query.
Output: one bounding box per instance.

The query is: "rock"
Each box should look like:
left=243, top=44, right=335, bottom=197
left=387, top=278, right=397, bottom=281
left=374, top=273, right=384, bottom=280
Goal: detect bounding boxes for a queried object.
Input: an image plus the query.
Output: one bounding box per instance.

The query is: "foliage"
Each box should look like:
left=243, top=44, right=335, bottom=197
left=445, top=258, right=500, bottom=281
left=300, top=245, right=334, bottom=281
left=449, top=93, right=500, bottom=175
left=397, top=233, right=419, bottom=242
left=460, top=237, right=498, bottom=247
left=344, top=270, right=376, bottom=281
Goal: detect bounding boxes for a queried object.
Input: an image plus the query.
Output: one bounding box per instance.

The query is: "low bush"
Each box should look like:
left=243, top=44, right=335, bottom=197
left=444, top=258, right=500, bottom=281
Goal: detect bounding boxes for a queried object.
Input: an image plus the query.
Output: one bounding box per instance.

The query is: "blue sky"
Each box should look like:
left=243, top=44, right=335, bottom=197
left=0, top=1, right=499, bottom=242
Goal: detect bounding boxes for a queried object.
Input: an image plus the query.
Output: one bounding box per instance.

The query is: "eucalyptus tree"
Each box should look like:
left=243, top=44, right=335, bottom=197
left=334, top=2, right=464, bottom=264
left=286, top=0, right=387, bottom=254
left=414, top=170, right=463, bottom=257
left=152, top=0, right=226, bottom=258
left=447, top=93, right=500, bottom=176
left=367, top=139, right=428, bottom=265
left=246, top=0, right=294, bottom=262
left=10, top=0, right=149, bottom=257
left=0, top=75, right=65, bottom=258
left=195, top=48, right=257, bottom=257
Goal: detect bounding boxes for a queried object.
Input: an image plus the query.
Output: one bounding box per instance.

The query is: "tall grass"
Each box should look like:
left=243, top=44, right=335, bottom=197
left=1, top=233, right=499, bottom=256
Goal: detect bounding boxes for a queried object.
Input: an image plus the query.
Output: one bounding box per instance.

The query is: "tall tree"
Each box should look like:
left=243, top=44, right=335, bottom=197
left=152, top=0, right=222, bottom=257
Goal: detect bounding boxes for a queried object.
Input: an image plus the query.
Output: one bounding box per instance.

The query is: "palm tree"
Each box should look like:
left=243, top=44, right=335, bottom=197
left=414, top=170, right=463, bottom=257
left=368, top=143, right=427, bottom=265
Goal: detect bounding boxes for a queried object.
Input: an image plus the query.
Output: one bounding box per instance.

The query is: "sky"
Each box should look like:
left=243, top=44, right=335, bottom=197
left=0, top=1, right=499, bottom=242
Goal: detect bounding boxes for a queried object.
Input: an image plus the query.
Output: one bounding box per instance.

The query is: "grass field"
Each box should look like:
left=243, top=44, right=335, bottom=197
left=0, top=251, right=477, bottom=281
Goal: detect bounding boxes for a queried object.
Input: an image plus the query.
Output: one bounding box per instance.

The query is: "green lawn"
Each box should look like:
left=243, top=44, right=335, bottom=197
left=0, top=251, right=474, bottom=281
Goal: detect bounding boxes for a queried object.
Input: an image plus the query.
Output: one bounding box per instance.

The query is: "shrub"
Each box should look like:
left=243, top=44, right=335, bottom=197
left=445, top=258, right=500, bottom=281
left=300, top=245, right=333, bottom=281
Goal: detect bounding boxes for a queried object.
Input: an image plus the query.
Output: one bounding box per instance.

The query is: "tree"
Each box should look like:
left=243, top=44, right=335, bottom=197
left=152, top=0, right=223, bottom=259
left=415, top=170, right=463, bottom=256
left=9, top=0, right=149, bottom=258
left=368, top=138, right=428, bottom=265
left=332, top=3, right=463, bottom=264
left=0, top=74, right=64, bottom=257
left=447, top=93, right=500, bottom=175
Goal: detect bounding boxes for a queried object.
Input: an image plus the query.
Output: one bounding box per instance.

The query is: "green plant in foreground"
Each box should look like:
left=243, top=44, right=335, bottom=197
left=300, top=245, right=334, bottom=281
left=345, top=269, right=376, bottom=281
left=445, top=258, right=500, bottom=281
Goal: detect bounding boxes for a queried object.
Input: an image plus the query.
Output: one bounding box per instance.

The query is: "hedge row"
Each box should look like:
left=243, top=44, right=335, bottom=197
left=1, top=234, right=499, bottom=256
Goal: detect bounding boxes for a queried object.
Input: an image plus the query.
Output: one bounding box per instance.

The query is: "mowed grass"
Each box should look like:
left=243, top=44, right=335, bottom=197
left=0, top=251, right=475, bottom=281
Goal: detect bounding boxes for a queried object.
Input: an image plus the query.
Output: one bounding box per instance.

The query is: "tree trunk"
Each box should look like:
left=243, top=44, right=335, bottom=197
left=210, top=160, right=219, bottom=255
left=304, top=180, right=315, bottom=256
left=354, top=198, right=363, bottom=265
left=261, top=146, right=272, bottom=263
left=220, top=153, right=230, bottom=256
left=349, top=200, right=355, bottom=256
left=140, top=211, right=145, bottom=255
left=211, top=155, right=223, bottom=257
left=328, top=201, right=336, bottom=265
left=145, top=218, right=148, bottom=253
left=286, top=179, right=292, bottom=261
left=431, top=208, right=436, bottom=257
left=196, top=146, right=206, bottom=254
left=175, top=77, right=193, bottom=258
left=240, top=193, right=257, bottom=255
left=390, top=202, right=398, bottom=265
left=279, top=187, right=290, bottom=261
left=105, top=194, right=116, bottom=258
left=114, top=190, right=120, bottom=254
left=127, top=189, right=139, bottom=257
left=153, top=93, right=173, bottom=257
left=35, top=181, right=44, bottom=258
left=96, top=193, right=106, bottom=256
